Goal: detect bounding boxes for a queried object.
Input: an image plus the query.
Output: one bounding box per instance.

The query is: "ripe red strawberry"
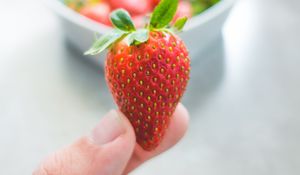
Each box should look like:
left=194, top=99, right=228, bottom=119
left=108, top=0, right=152, bottom=15
left=86, top=0, right=190, bottom=151
left=80, top=3, right=112, bottom=26
left=105, top=31, right=190, bottom=150
left=150, top=0, right=161, bottom=8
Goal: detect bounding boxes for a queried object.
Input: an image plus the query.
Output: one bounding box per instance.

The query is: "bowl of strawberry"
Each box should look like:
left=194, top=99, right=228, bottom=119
left=45, top=0, right=235, bottom=63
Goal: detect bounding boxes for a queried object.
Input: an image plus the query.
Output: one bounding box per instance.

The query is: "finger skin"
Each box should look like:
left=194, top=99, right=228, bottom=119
left=124, top=103, right=189, bottom=173
left=33, top=112, right=136, bottom=175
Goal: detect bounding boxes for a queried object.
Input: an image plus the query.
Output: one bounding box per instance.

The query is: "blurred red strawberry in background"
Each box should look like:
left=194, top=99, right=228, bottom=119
left=108, top=0, right=151, bottom=15
left=80, top=2, right=112, bottom=25
left=150, top=0, right=161, bottom=8
left=67, top=0, right=193, bottom=27
left=174, top=1, right=192, bottom=22
left=132, top=15, right=147, bottom=28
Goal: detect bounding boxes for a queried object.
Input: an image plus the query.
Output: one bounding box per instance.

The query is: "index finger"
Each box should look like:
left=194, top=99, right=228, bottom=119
left=124, top=103, right=189, bottom=173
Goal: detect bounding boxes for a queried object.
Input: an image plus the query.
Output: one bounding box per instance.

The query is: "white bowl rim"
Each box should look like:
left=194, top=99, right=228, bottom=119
left=43, top=0, right=236, bottom=34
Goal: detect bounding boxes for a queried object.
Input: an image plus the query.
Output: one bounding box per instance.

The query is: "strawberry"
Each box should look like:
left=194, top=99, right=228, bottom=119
left=106, top=31, right=189, bottom=150
left=80, top=2, right=112, bottom=26
left=150, top=0, right=161, bottom=8
left=108, top=0, right=152, bottom=15
left=85, top=0, right=190, bottom=151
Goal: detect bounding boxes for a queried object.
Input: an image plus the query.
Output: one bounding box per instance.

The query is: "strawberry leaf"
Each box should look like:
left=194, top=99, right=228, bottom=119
left=125, top=29, right=149, bottom=45
left=150, top=0, right=178, bottom=29
left=110, top=9, right=136, bottom=32
left=173, top=17, right=188, bottom=32
left=85, top=30, right=125, bottom=55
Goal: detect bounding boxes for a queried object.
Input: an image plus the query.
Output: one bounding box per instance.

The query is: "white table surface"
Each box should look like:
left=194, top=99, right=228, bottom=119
left=1, top=0, right=300, bottom=174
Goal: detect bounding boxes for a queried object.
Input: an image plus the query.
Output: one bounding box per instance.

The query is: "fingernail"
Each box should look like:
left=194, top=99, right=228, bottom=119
left=90, top=110, right=126, bottom=145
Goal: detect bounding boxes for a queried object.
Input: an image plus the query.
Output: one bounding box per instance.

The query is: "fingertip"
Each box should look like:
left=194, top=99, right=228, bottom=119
left=176, top=103, right=189, bottom=117
left=173, top=103, right=190, bottom=133
left=90, top=110, right=136, bottom=147
left=161, top=103, right=189, bottom=149
left=111, top=111, right=136, bottom=147
left=116, top=110, right=136, bottom=143
left=94, top=111, right=136, bottom=175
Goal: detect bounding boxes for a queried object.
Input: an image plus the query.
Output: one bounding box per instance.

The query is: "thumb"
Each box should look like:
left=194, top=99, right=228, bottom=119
left=33, top=110, right=136, bottom=175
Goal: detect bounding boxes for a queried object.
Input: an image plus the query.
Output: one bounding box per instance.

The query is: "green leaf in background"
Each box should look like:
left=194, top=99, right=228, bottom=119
left=125, top=29, right=149, bottom=45
left=85, top=30, right=125, bottom=55
left=63, top=0, right=85, bottom=11
left=150, top=0, right=178, bottom=29
left=190, top=0, right=220, bottom=15
left=173, top=17, right=188, bottom=32
left=110, top=9, right=136, bottom=32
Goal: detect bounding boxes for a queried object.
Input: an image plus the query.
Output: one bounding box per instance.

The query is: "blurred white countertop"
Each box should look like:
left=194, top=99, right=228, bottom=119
left=0, top=0, right=300, bottom=174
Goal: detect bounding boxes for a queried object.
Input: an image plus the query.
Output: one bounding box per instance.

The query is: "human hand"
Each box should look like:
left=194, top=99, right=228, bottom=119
left=33, top=103, right=189, bottom=175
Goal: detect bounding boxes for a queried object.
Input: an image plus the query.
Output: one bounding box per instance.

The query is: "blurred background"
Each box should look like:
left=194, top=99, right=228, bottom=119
left=1, top=0, right=300, bottom=174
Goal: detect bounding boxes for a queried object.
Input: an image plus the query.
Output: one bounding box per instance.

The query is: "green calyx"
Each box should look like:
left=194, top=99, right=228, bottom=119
left=85, top=0, right=188, bottom=56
